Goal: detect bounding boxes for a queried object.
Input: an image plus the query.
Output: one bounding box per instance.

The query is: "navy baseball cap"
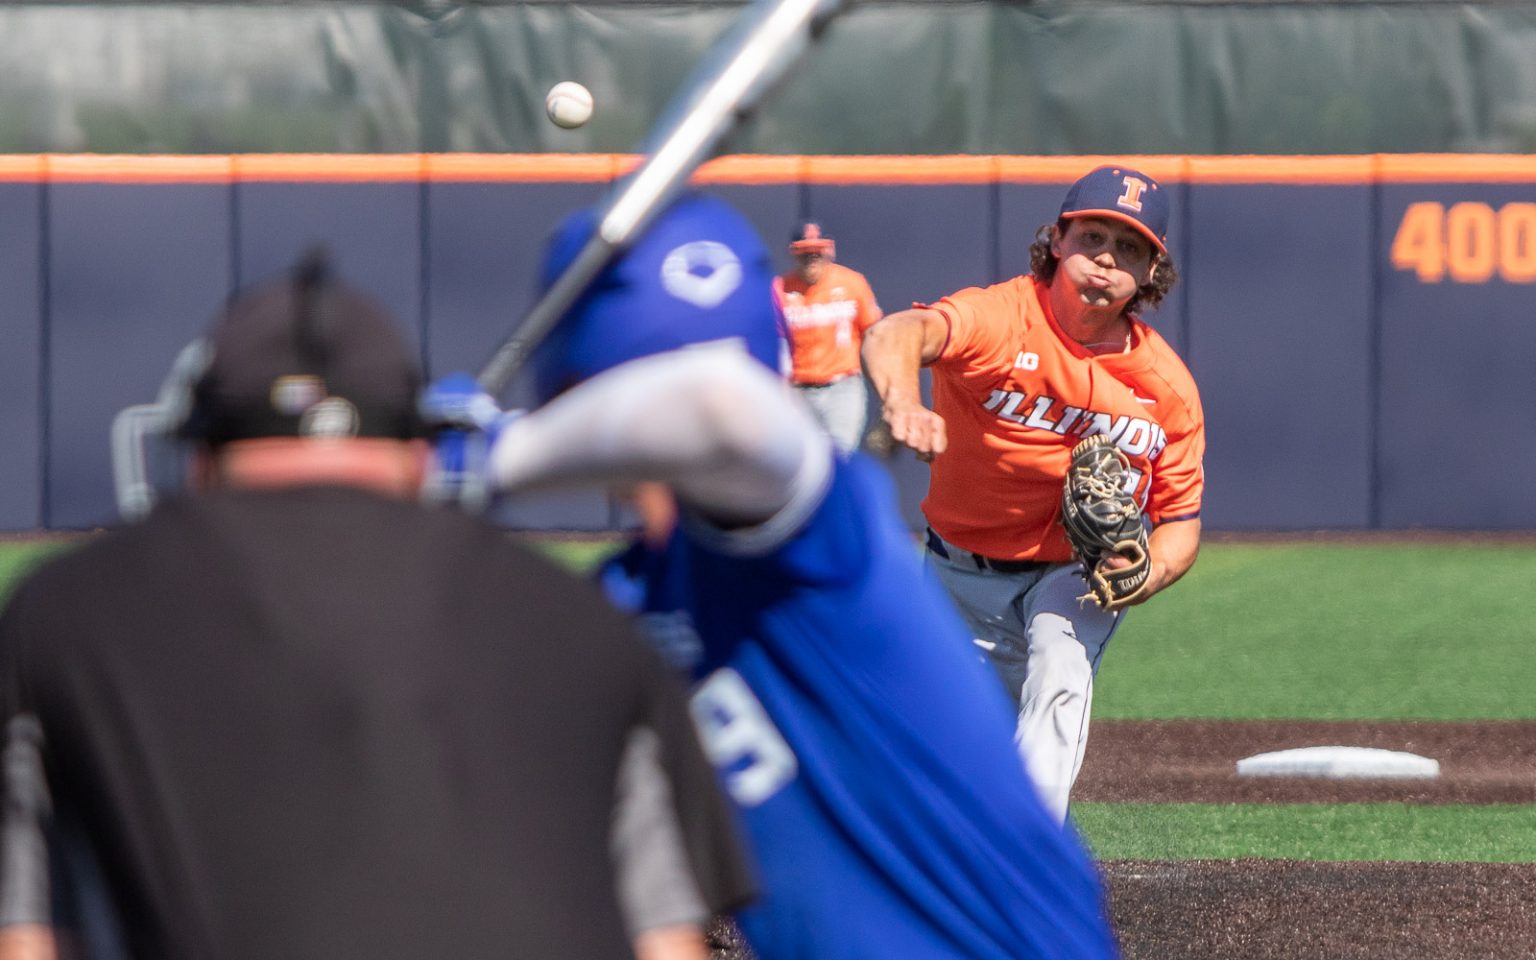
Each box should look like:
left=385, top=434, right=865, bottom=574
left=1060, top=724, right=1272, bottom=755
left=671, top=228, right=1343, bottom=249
left=531, top=192, right=783, bottom=404
left=1059, top=165, right=1170, bottom=255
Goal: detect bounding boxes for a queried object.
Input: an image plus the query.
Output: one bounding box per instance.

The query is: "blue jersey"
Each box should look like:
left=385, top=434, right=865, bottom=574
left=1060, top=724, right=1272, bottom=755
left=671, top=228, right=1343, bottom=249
left=601, top=455, right=1118, bottom=960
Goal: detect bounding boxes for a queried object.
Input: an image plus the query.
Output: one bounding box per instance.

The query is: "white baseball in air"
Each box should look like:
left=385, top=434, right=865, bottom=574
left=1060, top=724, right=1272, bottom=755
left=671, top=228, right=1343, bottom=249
left=545, top=81, right=594, bottom=129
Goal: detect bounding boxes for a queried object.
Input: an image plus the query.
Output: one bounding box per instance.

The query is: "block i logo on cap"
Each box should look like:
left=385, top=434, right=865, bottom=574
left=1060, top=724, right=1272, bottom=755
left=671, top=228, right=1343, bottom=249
left=1059, top=165, right=1170, bottom=254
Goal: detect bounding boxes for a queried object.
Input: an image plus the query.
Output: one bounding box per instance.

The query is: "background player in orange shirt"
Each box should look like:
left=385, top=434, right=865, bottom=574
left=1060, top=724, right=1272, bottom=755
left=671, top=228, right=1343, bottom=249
left=775, top=223, right=883, bottom=454
left=861, top=165, right=1205, bottom=823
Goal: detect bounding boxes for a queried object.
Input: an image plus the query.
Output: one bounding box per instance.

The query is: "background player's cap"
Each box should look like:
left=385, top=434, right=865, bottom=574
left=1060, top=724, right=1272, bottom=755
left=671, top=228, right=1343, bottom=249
left=181, top=248, right=426, bottom=444
left=788, top=222, right=835, bottom=258
left=1059, top=165, right=1170, bottom=255
left=531, top=191, right=783, bottom=404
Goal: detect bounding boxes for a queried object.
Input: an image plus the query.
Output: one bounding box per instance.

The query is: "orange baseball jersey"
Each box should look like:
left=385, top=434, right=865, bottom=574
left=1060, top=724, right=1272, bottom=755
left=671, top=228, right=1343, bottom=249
left=923, top=275, right=1204, bottom=562
left=775, top=263, right=882, bottom=385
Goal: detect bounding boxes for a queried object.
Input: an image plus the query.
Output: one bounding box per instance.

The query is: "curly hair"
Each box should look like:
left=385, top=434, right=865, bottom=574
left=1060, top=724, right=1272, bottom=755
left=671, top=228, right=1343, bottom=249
left=1027, top=220, right=1177, bottom=315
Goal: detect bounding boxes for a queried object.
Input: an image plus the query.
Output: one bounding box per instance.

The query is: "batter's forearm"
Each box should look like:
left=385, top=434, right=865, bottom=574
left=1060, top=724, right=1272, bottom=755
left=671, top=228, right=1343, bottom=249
left=489, top=346, right=828, bottom=528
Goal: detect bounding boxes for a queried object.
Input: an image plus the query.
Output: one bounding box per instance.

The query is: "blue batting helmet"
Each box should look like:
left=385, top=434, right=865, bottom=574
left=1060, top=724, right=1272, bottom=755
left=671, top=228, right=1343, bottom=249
left=530, top=192, right=784, bottom=404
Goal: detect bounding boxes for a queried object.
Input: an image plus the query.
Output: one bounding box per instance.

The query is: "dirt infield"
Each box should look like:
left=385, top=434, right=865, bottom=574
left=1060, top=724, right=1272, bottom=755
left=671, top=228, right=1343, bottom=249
left=1103, top=859, right=1536, bottom=960
left=708, top=719, right=1536, bottom=959
left=1076, top=718, right=1536, bottom=804
left=1082, top=720, right=1536, bottom=959
left=711, top=858, right=1536, bottom=960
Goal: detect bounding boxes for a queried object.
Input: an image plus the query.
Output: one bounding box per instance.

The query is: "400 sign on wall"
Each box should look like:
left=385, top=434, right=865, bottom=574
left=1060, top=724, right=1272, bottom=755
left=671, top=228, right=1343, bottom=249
left=1391, top=201, right=1536, bottom=284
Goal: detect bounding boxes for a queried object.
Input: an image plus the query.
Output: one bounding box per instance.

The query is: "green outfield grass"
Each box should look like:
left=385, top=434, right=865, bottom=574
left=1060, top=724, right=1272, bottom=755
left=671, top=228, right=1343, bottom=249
left=1080, top=542, right=1536, bottom=864
left=1095, top=542, right=1536, bottom=721
left=4, top=535, right=1532, bottom=863
left=0, top=541, right=75, bottom=603
left=519, top=536, right=622, bottom=575
left=524, top=537, right=1536, bottom=721
left=1073, top=802, right=1536, bottom=863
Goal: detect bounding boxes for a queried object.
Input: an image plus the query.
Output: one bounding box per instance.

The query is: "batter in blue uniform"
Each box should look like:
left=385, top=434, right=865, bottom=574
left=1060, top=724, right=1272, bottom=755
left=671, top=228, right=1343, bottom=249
left=489, top=193, right=1119, bottom=960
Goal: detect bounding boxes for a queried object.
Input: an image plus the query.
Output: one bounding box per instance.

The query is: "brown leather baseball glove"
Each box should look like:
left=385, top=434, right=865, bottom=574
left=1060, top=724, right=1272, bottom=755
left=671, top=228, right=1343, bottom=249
left=1059, top=435, right=1151, bottom=611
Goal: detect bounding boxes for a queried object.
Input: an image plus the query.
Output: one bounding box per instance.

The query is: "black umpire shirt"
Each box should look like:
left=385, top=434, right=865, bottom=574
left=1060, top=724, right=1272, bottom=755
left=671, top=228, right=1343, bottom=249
left=0, top=486, right=750, bottom=960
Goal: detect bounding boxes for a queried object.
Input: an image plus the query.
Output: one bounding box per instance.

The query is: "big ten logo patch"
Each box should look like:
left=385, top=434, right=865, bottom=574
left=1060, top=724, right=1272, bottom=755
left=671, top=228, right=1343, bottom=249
left=1391, top=201, right=1536, bottom=283
left=691, top=668, right=797, bottom=807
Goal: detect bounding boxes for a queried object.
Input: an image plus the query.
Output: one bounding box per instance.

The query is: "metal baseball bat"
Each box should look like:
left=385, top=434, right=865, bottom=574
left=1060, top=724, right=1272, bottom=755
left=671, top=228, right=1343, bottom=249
left=476, top=0, right=846, bottom=396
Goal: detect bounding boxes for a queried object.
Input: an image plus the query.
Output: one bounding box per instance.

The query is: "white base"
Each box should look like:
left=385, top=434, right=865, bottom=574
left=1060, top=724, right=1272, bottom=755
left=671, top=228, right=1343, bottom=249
left=1235, top=745, right=1441, bottom=780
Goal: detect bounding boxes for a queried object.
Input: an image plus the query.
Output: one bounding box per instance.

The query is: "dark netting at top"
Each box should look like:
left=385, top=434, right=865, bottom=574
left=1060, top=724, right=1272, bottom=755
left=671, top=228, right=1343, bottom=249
left=1, top=1, right=1533, bottom=154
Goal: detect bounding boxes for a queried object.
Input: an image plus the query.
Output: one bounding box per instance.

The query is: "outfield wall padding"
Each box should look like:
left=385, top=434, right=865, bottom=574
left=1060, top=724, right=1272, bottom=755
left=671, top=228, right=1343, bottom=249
left=0, top=181, right=42, bottom=531
left=3, top=153, right=1533, bottom=532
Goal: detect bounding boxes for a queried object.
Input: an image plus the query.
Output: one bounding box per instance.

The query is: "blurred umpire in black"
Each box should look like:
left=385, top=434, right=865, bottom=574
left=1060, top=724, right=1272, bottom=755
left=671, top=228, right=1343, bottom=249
left=0, top=252, right=751, bottom=960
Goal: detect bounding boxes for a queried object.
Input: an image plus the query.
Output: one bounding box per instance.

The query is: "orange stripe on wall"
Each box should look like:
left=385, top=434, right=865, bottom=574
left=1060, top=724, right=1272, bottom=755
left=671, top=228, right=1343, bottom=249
left=234, top=154, right=426, bottom=182
left=1186, top=155, right=1377, bottom=184
left=0, top=155, right=43, bottom=182
left=7, top=154, right=1536, bottom=185
left=424, top=153, right=623, bottom=182
left=46, top=155, right=235, bottom=184
left=996, top=156, right=1190, bottom=183
left=802, top=155, right=1001, bottom=184
left=693, top=154, right=805, bottom=184
left=1377, top=154, right=1536, bottom=182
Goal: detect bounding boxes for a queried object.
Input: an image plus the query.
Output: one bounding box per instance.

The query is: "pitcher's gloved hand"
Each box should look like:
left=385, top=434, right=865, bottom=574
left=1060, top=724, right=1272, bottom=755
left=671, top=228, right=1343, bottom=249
left=1059, top=435, right=1151, bottom=611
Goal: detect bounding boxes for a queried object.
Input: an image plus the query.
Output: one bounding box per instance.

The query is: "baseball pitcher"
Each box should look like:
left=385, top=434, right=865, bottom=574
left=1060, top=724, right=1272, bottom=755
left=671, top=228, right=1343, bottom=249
left=863, top=164, right=1206, bottom=822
